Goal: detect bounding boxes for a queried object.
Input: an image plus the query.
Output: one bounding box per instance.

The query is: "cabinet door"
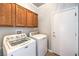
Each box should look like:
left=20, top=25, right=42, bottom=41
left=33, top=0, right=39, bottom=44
left=26, top=10, right=33, bottom=27
left=0, top=3, right=12, bottom=26
left=27, top=10, right=38, bottom=27
left=16, top=4, right=27, bottom=26
left=11, top=3, right=16, bottom=26
left=33, top=13, right=38, bottom=27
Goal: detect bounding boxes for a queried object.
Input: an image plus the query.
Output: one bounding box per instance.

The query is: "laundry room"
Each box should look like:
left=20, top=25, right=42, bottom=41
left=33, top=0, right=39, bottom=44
left=0, top=3, right=79, bottom=56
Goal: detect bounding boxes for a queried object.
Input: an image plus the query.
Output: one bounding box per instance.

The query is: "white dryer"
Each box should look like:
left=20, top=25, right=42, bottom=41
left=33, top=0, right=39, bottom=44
left=29, top=32, right=47, bottom=56
left=3, top=33, right=36, bottom=56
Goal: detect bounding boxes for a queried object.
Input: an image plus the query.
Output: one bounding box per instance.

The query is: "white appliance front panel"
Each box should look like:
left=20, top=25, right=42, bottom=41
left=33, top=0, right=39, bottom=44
left=37, top=38, right=47, bottom=56
left=8, top=41, right=36, bottom=56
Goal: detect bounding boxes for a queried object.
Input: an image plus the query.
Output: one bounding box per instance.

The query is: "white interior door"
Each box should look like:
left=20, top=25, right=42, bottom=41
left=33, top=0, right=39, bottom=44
left=51, top=8, right=77, bottom=56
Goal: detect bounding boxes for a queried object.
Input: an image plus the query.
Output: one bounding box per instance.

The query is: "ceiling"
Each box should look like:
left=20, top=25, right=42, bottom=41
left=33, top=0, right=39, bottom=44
left=33, top=3, right=45, bottom=7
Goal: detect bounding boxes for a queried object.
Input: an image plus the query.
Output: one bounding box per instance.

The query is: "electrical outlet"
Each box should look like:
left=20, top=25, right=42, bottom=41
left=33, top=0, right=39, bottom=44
left=16, top=30, right=23, bottom=34
left=17, top=30, right=22, bottom=34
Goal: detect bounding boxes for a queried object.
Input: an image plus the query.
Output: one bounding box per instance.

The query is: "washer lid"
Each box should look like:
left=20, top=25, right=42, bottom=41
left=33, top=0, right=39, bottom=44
left=31, top=34, right=47, bottom=40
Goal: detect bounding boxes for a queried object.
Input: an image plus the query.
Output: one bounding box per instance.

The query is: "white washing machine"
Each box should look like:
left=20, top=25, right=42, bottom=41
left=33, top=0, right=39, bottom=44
left=3, top=33, right=36, bottom=56
left=29, top=32, right=47, bottom=56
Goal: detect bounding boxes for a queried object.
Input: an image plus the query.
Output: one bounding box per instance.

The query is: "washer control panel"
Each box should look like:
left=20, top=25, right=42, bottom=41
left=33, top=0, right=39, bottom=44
left=6, top=33, right=27, bottom=40
left=5, top=33, right=30, bottom=46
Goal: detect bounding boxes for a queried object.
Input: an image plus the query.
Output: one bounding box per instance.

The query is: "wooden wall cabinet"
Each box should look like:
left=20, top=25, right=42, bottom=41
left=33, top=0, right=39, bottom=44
left=26, top=10, right=38, bottom=27
left=0, top=3, right=38, bottom=27
left=26, top=10, right=33, bottom=27
left=33, top=13, right=38, bottom=27
left=15, top=4, right=27, bottom=27
left=0, top=3, right=12, bottom=26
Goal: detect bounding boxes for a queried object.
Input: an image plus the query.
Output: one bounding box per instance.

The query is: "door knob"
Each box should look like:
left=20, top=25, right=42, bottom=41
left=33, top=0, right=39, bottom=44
left=53, top=32, right=55, bottom=34
left=53, top=35, right=55, bottom=37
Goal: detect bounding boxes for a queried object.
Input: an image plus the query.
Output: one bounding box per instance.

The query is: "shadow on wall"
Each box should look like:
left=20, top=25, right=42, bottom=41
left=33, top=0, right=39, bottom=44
left=0, top=48, right=3, bottom=56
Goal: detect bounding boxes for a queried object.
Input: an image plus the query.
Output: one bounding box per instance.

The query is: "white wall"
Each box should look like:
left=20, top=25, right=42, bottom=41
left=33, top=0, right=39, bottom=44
left=38, top=3, right=78, bottom=50
left=0, top=3, right=38, bottom=55
left=38, top=3, right=57, bottom=49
